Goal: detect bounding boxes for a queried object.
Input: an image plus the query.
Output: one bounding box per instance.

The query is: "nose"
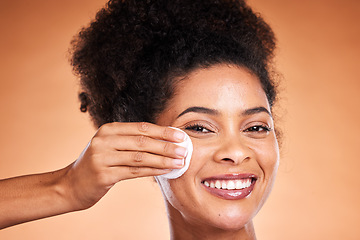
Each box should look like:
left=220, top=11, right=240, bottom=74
left=213, top=135, right=253, bottom=165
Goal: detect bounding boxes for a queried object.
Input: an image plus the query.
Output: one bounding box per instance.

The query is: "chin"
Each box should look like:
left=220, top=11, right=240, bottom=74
left=204, top=206, right=255, bottom=231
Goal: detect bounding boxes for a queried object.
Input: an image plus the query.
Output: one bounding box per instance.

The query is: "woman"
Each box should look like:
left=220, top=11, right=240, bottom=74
left=0, top=0, right=279, bottom=239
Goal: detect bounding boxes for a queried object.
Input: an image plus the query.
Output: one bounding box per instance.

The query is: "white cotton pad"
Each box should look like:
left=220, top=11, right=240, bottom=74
left=158, top=127, right=193, bottom=179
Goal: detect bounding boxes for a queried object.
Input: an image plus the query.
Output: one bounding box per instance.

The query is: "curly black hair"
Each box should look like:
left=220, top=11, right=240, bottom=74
left=70, top=0, right=277, bottom=127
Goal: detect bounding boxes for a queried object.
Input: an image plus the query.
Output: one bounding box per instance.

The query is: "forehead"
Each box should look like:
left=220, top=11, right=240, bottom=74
left=170, top=64, right=269, bottom=111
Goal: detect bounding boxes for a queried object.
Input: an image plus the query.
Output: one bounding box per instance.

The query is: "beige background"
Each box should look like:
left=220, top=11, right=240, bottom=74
left=0, top=0, right=359, bottom=239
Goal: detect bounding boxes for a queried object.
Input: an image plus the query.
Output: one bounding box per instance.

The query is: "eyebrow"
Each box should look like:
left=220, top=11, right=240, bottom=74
left=243, top=106, right=272, bottom=118
left=177, top=106, right=219, bottom=118
left=177, top=106, right=272, bottom=119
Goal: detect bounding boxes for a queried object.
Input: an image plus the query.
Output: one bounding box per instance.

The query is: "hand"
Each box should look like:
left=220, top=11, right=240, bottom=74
left=62, top=122, right=187, bottom=210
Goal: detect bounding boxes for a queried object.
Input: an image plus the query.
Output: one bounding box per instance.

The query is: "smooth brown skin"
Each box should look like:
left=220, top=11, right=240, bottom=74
left=156, top=64, right=279, bottom=239
left=0, top=64, right=279, bottom=240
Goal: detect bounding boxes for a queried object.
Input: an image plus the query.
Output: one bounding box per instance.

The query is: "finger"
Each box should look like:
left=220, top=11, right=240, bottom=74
left=110, top=166, right=172, bottom=182
left=96, top=122, right=186, bottom=143
left=104, top=151, right=184, bottom=169
left=96, top=135, right=188, bottom=159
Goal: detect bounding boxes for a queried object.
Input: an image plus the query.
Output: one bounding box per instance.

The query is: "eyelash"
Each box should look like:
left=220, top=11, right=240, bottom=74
left=185, top=123, right=212, bottom=133
left=244, top=125, right=271, bottom=133
left=184, top=123, right=271, bottom=134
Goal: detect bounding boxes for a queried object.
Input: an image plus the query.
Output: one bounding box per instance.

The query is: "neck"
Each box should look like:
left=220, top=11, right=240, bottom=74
left=166, top=202, right=257, bottom=240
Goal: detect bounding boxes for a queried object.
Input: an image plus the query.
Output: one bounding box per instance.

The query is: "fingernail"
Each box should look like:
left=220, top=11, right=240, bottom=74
left=175, top=147, right=187, bottom=157
left=173, top=159, right=184, bottom=167
left=174, top=130, right=186, bottom=141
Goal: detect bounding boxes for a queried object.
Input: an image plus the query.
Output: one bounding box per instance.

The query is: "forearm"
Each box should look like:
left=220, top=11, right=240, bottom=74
left=0, top=164, right=75, bottom=229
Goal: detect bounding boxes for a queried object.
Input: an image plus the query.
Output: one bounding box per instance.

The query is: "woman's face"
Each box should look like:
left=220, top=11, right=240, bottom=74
left=156, top=64, right=279, bottom=231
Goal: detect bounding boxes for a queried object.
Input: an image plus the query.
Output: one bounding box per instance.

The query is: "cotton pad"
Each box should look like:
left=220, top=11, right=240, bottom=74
left=158, top=127, right=193, bottom=179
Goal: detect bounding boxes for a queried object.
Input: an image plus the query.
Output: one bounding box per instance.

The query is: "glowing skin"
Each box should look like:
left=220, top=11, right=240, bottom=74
left=156, top=64, right=279, bottom=239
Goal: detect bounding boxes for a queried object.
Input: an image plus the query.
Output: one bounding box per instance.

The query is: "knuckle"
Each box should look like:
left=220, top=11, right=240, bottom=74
left=90, top=136, right=104, bottom=149
left=161, top=127, right=171, bottom=140
left=129, top=166, right=141, bottom=176
left=163, top=142, right=171, bottom=154
left=136, top=135, right=147, bottom=148
left=99, top=123, right=111, bottom=133
left=161, top=156, right=170, bottom=168
left=137, top=122, right=150, bottom=133
left=133, top=152, right=143, bottom=163
left=98, top=122, right=118, bottom=135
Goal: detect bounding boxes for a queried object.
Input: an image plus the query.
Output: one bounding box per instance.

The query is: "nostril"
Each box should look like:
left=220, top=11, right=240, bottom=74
left=214, top=143, right=252, bottom=164
left=222, top=158, right=235, bottom=162
left=220, top=156, right=250, bottom=164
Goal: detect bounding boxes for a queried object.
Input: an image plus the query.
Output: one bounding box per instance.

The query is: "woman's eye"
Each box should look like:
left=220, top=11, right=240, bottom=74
left=244, top=125, right=271, bottom=133
left=185, top=124, right=211, bottom=133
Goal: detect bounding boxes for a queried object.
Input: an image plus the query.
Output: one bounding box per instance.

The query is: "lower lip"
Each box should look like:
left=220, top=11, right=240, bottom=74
left=202, top=180, right=256, bottom=200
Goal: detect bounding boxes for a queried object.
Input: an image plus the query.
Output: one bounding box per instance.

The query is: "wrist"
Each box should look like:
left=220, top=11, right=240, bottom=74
left=52, top=163, right=84, bottom=213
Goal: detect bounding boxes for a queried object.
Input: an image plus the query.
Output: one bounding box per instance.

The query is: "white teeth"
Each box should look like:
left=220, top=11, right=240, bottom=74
left=227, top=180, right=235, bottom=190
left=235, top=180, right=242, bottom=189
left=215, top=180, right=221, bottom=189
left=246, top=179, right=251, bottom=187
left=203, top=178, right=253, bottom=190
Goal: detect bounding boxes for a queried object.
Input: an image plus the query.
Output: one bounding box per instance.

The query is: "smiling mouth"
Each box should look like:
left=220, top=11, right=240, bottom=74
left=201, top=174, right=257, bottom=200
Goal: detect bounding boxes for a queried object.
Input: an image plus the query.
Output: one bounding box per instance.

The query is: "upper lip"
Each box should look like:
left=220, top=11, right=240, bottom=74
left=201, top=173, right=258, bottom=182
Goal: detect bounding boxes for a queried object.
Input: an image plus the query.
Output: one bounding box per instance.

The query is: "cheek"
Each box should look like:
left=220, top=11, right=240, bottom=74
left=156, top=141, right=213, bottom=209
left=185, top=139, right=214, bottom=175
left=156, top=174, right=202, bottom=221
left=156, top=177, right=184, bottom=209
left=256, top=135, right=280, bottom=185
left=250, top=135, right=279, bottom=209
